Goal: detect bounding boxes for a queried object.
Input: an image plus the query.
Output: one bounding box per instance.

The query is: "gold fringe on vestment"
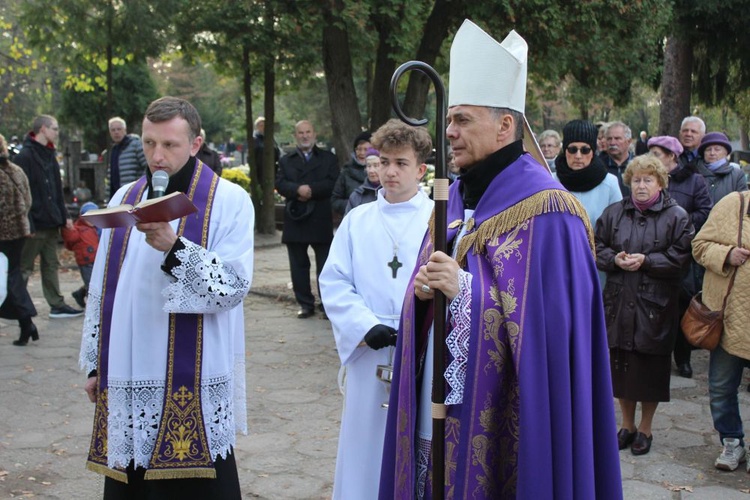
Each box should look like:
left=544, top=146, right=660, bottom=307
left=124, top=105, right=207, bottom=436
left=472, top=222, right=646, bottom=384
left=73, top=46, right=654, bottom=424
left=144, top=467, right=218, bottom=480
left=429, top=189, right=595, bottom=267
left=86, top=461, right=128, bottom=483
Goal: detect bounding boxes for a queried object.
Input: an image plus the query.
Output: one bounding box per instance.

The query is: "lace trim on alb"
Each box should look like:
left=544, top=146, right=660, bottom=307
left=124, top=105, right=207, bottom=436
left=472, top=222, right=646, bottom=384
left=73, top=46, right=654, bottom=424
left=164, top=237, right=249, bottom=313
left=106, top=372, right=238, bottom=470
left=445, top=269, right=472, bottom=405
left=79, top=290, right=102, bottom=374
left=416, top=435, right=431, bottom=500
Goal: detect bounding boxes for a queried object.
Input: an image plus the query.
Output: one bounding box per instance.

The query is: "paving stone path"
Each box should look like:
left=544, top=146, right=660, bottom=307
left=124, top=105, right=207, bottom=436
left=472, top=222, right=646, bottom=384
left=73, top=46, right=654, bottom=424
left=1, top=232, right=750, bottom=499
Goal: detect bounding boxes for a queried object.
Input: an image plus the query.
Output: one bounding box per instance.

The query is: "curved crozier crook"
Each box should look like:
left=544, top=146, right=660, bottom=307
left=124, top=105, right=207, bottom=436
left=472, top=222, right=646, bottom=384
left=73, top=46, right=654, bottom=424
left=389, top=60, right=449, bottom=500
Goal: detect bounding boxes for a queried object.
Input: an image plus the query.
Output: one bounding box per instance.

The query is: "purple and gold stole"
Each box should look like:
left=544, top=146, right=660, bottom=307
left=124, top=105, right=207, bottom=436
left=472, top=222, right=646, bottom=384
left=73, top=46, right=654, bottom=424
left=86, top=161, right=219, bottom=482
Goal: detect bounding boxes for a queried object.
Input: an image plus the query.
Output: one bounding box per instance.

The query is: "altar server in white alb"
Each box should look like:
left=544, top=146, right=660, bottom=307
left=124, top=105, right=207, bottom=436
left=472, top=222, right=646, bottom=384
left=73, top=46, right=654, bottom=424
left=79, top=96, right=254, bottom=498
left=320, top=119, right=434, bottom=499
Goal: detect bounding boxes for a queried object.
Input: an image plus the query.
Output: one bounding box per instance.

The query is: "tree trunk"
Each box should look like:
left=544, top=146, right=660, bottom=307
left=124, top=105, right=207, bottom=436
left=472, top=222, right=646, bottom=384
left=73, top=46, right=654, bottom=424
left=658, top=35, right=693, bottom=136
left=259, top=56, right=277, bottom=234
left=322, top=2, right=362, bottom=166
left=402, top=0, right=462, bottom=120
left=241, top=43, right=259, bottom=227
left=369, top=16, right=397, bottom=131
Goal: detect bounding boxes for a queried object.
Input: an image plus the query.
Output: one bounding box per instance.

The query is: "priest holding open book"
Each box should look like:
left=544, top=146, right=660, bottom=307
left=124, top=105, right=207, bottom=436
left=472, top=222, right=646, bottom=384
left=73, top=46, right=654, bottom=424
left=79, top=96, right=254, bottom=498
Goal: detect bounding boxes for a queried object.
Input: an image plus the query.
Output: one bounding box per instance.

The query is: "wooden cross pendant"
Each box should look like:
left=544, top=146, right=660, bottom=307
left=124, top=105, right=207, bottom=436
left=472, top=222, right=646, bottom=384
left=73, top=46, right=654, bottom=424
left=387, top=255, right=403, bottom=279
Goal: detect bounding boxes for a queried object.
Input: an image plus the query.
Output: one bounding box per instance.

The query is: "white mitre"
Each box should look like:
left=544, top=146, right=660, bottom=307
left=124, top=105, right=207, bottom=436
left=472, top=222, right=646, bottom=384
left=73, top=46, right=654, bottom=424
left=448, top=20, right=527, bottom=112
left=448, top=20, right=548, bottom=171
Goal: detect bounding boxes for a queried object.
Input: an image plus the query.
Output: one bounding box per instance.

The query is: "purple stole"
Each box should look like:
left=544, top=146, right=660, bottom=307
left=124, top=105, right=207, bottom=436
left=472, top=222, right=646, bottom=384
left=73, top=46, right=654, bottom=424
left=86, top=161, right=220, bottom=482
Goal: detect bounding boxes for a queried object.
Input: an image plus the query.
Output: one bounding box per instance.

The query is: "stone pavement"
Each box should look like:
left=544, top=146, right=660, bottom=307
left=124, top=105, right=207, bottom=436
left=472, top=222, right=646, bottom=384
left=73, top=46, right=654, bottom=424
left=2, top=231, right=750, bottom=499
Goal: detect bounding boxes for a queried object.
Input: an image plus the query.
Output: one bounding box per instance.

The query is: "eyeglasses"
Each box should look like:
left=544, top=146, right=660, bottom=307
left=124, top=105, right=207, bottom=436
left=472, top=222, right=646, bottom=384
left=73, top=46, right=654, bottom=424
left=566, top=145, right=592, bottom=155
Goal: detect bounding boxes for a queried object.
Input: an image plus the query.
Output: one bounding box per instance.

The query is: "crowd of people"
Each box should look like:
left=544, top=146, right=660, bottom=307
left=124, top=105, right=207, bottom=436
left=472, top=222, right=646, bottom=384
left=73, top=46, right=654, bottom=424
left=3, top=17, right=750, bottom=500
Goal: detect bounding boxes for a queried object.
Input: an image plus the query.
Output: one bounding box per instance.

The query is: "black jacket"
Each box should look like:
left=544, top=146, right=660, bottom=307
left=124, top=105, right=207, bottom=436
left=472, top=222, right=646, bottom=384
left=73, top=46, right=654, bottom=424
left=13, top=134, right=67, bottom=232
left=666, top=164, right=712, bottom=232
left=331, top=158, right=366, bottom=215
left=666, top=164, right=714, bottom=296
left=595, top=194, right=694, bottom=355
left=196, top=143, right=223, bottom=176
left=275, top=146, right=338, bottom=243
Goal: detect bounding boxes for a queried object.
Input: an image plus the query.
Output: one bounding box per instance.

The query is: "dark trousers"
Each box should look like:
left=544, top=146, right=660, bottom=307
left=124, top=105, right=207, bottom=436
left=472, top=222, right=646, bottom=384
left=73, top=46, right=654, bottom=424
left=20, top=227, right=65, bottom=308
left=103, top=453, right=241, bottom=500
left=286, top=241, right=330, bottom=311
left=0, top=238, right=37, bottom=321
left=673, top=288, right=694, bottom=366
left=78, top=263, right=93, bottom=293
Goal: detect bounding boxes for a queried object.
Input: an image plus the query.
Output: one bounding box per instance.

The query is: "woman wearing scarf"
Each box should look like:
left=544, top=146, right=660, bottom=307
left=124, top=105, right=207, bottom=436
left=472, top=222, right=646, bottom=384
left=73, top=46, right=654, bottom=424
left=649, top=136, right=713, bottom=379
left=554, top=119, right=622, bottom=229
left=698, top=132, right=747, bottom=204
left=595, top=155, right=694, bottom=456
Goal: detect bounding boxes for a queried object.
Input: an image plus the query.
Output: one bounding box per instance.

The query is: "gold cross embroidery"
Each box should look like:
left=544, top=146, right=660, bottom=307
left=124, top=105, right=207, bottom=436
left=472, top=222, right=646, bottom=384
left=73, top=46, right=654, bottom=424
left=172, top=386, right=194, bottom=408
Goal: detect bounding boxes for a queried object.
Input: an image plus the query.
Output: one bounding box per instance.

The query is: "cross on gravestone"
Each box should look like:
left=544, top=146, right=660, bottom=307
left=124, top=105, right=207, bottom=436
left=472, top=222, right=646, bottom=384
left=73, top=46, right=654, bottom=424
left=387, top=255, right=403, bottom=279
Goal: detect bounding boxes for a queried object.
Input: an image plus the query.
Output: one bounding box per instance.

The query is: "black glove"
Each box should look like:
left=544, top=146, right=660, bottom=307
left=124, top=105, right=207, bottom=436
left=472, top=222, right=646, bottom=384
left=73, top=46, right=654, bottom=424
left=364, top=324, right=398, bottom=350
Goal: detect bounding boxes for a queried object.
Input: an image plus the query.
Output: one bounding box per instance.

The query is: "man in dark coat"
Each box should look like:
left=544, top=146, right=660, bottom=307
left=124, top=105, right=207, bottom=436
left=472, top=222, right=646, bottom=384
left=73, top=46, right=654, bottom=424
left=275, top=120, right=338, bottom=318
left=14, top=115, right=83, bottom=318
left=196, top=128, right=223, bottom=175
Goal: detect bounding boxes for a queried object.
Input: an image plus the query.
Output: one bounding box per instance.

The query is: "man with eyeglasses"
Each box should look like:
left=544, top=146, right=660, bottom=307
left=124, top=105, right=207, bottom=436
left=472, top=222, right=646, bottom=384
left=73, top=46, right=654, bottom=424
left=14, top=115, right=83, bottom=318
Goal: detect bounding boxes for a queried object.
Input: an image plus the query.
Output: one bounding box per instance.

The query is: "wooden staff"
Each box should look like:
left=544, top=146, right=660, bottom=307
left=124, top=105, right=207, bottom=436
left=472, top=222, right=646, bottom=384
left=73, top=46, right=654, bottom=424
left=390, top=61, right=447, bottom=500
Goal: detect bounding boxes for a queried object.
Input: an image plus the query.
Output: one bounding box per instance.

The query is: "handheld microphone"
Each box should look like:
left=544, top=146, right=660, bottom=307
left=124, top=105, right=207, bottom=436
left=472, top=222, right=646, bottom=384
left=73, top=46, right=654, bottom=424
left=152, top=170, right=169, bottom=198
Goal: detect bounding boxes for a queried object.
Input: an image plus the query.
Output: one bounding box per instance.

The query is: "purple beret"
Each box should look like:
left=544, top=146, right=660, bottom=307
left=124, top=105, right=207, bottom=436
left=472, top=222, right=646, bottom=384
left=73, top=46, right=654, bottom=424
left=365, top=147, right=380, bottom=158
left=647, top=136, right=683, bottom=157
left=698, top=132, right=732, bottom=156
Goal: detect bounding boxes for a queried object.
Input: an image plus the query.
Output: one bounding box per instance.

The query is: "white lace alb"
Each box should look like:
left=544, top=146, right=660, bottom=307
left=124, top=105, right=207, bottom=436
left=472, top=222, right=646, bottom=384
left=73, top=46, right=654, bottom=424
left=444, top=269, right=472, bottom=405
left=164, top=237, right=249, bottom=313
left=79, top=289, right=102, bottom=374
left=106, top=373, right=238, bottom=470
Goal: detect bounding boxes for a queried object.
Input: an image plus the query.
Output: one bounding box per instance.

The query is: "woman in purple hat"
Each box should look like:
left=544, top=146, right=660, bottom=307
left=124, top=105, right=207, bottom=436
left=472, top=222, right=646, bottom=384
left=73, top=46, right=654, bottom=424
left=649, top=135, right=713, bottom=379
left=697, top=132, right=748, bottom=203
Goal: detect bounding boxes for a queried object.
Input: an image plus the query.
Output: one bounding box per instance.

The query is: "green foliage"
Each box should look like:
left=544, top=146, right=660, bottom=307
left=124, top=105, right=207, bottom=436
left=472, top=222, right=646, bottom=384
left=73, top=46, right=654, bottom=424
left=152, top=56, right=242, bottom=146
left=61, top=61, right=158, bottom=151
left=674, top=0, right=750, bottom=109
left=476, top=0, right=672, bottom=117
left=0, top=3, right=52, bottom=134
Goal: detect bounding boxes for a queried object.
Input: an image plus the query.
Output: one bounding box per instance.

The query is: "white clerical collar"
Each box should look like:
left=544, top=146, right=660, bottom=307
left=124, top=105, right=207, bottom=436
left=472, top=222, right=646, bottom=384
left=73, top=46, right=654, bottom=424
left=377, top=188, right=427, bottom=210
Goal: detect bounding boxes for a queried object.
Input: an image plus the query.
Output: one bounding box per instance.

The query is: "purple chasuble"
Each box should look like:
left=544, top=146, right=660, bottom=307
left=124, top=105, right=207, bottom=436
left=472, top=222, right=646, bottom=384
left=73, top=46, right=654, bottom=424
left=86, top=161, right=220, bottom=481
left=379, top=153, right=623, bottom=499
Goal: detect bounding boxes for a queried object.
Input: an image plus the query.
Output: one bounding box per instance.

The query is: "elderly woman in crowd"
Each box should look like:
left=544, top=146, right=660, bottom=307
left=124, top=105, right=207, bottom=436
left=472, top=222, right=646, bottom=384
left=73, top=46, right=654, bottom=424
left=332, top=131, right=373, bottom=216
left=692, top=190, right=750, bottom=472
left=345, top=147, right=381, bottom=214
left=698, top=132, right=747, bottom=203
left=538, top=129, right=561, bottom=172
left=555, top=119, right=622, bottom=228
left=595, top=155, right=694, bottom=456
left=0, top=133, right=39, bottom=346
left=648, top=136, right=713, bottom=379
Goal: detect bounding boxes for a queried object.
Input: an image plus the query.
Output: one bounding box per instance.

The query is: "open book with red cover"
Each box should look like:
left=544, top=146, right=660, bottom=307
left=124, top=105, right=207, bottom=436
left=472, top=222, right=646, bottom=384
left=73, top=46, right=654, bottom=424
left=82, top=192, right=198, bottom=228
